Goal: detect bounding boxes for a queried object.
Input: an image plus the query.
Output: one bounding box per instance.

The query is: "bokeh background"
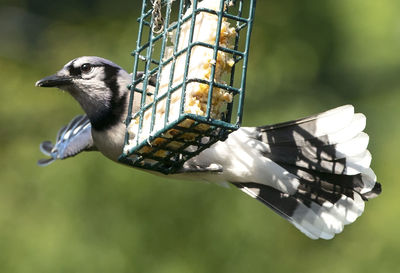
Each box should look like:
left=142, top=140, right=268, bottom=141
left=1, top=0, right=399, bottom=272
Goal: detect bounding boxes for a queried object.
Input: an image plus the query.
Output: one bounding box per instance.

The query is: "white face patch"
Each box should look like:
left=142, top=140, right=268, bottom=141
left=71, top=68, right=112, bottom=113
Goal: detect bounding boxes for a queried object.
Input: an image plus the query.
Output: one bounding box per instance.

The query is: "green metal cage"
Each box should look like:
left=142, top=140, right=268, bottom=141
left=119, top=0, right=256, bottom=174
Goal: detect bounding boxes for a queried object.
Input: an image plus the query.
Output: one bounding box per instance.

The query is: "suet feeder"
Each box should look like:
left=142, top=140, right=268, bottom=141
left=119, top=0, right=256, bottom=174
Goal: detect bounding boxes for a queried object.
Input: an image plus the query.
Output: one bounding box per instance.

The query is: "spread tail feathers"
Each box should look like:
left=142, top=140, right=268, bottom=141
left=228, top=105, right=381, bottom=239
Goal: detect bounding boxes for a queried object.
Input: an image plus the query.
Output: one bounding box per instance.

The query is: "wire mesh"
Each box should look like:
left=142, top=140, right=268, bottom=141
left=119, top=0, right=256, bottom=174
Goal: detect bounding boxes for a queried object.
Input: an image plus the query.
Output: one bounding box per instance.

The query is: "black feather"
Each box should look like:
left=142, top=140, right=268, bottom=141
left=37, top=158, right=55, bottom=167
left=68, top=60, right=81, bottom=77
left=40, top=141, right=54, bottom=156
left=233, top=182, right=299, bottom=218
left=90, top=64, right=127, bottom=131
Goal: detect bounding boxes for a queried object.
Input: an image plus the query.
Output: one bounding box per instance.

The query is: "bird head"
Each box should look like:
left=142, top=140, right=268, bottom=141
left=36, top=56, right=131, bottom=130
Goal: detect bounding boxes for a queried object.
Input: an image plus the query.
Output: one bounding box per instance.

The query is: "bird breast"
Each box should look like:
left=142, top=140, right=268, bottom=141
left=92, top=122, right=126, bottom=161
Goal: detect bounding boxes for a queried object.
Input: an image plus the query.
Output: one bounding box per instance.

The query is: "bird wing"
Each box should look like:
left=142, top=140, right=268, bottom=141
left=190, top=105, right=381, bottom=239
left=38, top=115, right=96, bottom=166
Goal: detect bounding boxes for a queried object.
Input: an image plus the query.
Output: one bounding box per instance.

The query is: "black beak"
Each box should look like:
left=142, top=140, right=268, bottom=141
left=35, top=74, right=73, bottom=87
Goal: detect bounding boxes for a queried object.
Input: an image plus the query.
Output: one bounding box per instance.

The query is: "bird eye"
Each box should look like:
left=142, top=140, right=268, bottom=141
left=80, top=63, right=92, bottom=73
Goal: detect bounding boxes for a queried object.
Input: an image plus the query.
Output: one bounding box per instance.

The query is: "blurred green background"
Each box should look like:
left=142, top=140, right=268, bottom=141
left=1, top=0, right=399, bottom=272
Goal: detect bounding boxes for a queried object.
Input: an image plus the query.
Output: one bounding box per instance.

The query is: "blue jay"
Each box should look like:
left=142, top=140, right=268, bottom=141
left=36, top=56, right=381, bottom=239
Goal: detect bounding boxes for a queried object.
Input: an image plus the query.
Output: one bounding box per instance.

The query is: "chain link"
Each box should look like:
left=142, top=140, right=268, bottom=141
left=151, top=0, right=164, bottom=34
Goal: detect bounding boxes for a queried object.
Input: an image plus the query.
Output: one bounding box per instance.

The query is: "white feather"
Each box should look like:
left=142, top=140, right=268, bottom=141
left=335, top=132, right=369, bottom=158
left=360, top=169, right=377, bottom=194
left=326, top=113, right=366, bottom=145
left=292, top=203, right=332, bottom=239
left=290, top=192, right=365, bottom=239
left=195, top=128, right=301, bottom=194
left=313, top=105, right=355, bottom=137
left=345, top=150, right=372, bottom=175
